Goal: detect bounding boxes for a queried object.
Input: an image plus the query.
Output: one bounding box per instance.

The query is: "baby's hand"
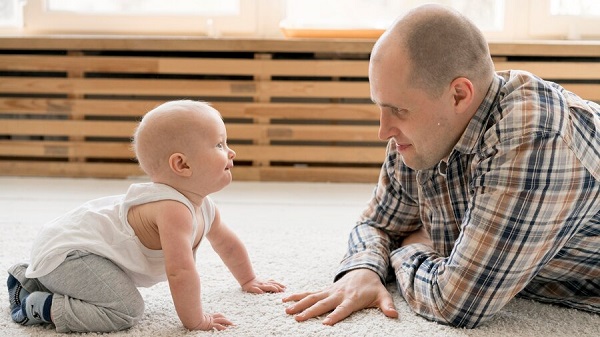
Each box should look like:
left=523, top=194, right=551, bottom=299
left=241, top=278, right=286, bottom=294
left=192, top=313, right=233, bottom=331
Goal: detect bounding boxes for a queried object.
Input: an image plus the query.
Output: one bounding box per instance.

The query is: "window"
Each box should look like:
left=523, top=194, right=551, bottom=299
left=1, top=0, right=598, bottom=40
left=281, top=0, right=505, bottom=34
left=550, top=0, right=600, bottom=16
left=21, top=0, right=266, bottom=36
left=529, top=0, right=600, bottom=39
left=47, top=0, right=239, bottom=16
left=0, top=0, right=25, bottom=28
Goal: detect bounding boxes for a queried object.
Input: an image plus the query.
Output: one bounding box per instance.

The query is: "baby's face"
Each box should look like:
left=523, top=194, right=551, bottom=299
left=185, top=112, right=236, bottom=196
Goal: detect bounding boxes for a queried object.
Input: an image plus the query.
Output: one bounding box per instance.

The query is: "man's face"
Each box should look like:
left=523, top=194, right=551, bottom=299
left=369, top=45, right=458, bottom=171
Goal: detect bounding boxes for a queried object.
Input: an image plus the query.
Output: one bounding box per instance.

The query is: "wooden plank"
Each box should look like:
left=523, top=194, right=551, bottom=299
left=243, top=103, right=378, bottom=120
left=0, top=78, right=370, bottom=99
left=0, top=55, right=261, bottom=75
left=0, top=161, right=380, bottom=182
left=1, top=35, right=599, bottom=57
left=260, top=59, right=368, bottom=77
left=260, top=81, right=369, bottom=98
left=0, top=78, right=259, bottom=97
left=561, top=84, right=600, bottom=102
left=233, top=144, right=384, bottom=163
left=0, top=141, right=133, bottom=158
left=0, top=98, right=158, bottom=117
left=0, top=140, right=384, bottom=163
left=493, top=61, right=600, bottom=80
left=249, top=166, right=380, bottom=183
left=0, top=161, right=144, bottom=179
left=160, top=58, right=369, bottom=77
left=488, top=41, right=600, bottom=57
left=240, top=124, right=380, bottom=142
left=0, top=35, right=378, bottom=54
left=1, top=120, right=379, bottom=143
left=0, top=99, right=379, bottom=121
left=9, top=56, right=598, bottom=80
left=0, top=55, right=156, bottom=73
left=0, top=120, right=137, bottom=138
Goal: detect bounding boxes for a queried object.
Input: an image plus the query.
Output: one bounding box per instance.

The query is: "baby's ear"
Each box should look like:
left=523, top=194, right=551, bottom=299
left=168, top=153, right=192, bottom=177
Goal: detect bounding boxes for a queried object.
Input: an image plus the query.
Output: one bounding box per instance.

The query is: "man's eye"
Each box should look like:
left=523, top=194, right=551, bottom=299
left=390, top=108, right=406, bottom=116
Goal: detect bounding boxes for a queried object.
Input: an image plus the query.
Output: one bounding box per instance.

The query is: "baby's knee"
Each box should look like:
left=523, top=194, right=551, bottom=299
left=108, top=291, right=145, bottom=331
left=123, top=292, right=145, bottom=328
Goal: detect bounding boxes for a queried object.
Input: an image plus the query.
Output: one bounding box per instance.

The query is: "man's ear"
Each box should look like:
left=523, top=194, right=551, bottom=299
left=168, top=152, right=192, bottom=177
left=450, top=77, right=474, bottom=114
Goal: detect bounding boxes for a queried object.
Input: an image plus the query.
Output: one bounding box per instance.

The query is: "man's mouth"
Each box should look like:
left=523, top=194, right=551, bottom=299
left=395, top=142, right=412, bottom=152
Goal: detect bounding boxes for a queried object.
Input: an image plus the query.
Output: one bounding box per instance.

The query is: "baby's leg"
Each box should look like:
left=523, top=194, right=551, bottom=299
left=8, top=263, right=49, bottom=308
left=38, top=251, right=145, bottom=333
left=8, top=264, right=53, bottom=326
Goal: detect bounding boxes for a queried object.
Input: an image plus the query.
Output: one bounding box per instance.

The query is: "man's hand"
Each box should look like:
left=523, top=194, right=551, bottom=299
left=282, top=269, right=398, bottom=325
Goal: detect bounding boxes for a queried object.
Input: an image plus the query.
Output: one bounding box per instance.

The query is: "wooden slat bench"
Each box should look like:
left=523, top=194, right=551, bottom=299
left=0, top=36, right=598, bottom=182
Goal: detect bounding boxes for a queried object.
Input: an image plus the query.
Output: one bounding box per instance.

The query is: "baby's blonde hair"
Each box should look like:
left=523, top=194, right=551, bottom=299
left=132, top=100, right=221, bottom=178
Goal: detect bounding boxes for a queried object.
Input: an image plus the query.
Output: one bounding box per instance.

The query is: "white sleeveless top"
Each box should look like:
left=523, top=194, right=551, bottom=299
left=25, top=182, right=215, bottom=287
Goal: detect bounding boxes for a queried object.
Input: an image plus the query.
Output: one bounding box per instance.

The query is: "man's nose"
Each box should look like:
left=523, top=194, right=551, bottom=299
left=378, top=112, right=395, bottom=140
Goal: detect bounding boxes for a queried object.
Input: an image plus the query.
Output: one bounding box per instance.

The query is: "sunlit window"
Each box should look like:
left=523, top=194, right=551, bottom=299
left=447, top=0, right=505, bottom=31
left=1, top=0, right=598, bottom=39
left=282, top=0, right=505, bottom=32
left=0, top=0, right=25, bottom=27
left=550, top=0, right=600, bottom=16
left=19, top=0, right=257, bottom=36
left=47, top=0, right=239, bottom=16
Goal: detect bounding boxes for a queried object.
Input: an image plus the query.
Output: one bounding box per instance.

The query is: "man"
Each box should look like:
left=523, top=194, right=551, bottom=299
left=283, top=4, right=600, bottom=329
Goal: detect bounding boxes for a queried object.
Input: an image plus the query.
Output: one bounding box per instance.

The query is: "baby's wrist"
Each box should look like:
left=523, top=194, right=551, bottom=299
left=240, top=276, right=257, bottom=288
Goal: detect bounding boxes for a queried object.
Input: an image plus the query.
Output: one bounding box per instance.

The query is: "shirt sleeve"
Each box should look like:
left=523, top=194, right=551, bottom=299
left=335, top=140, right=422, bottom=282
left=391, top=131, right=593, bottom=328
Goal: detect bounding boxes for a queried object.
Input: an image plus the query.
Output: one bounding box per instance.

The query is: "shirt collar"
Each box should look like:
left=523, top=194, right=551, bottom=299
left=452, top=74, right=504, bottom=155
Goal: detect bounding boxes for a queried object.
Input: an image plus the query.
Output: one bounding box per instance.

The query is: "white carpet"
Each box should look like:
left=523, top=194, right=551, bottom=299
left=0, top=177, right=598, bottom=337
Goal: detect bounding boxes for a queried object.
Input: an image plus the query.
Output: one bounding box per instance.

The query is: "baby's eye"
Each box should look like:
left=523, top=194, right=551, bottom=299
left=216, top=143, right=224, bottom=149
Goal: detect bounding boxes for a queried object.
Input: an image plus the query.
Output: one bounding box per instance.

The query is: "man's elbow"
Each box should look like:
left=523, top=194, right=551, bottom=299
left=433, top=304, right=493, bottom=329
left=411, top=296, right=495, bottom=329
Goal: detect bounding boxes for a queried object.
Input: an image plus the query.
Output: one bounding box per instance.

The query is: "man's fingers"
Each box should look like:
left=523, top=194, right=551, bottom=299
left=293, top=296, right=339, bottom=322
left=284, top=292, right=326, bottom=315
left=282, top=291, right=313, bottom=303
left=322, top=300, right=356, bottom=326
left=377, top=293, right=399, bottom=318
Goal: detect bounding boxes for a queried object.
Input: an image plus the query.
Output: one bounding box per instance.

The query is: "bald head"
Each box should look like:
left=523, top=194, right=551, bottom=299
left=372, top=4, right=494, bottom=96
left=133, top=100, right=222, bottom=178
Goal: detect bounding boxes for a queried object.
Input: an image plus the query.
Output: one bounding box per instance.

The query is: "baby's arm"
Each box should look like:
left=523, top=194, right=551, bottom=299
left=207, top=208, right=285, bottom=293
left=156, top=200, right=233, bottom=330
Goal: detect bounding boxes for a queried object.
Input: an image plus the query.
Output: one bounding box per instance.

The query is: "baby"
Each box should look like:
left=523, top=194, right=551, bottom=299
left=7, top=100, right=285, bottom=332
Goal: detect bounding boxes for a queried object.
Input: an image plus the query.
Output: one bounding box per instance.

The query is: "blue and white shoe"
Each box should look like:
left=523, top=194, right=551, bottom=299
left=7, top=274, right=29, bottom=312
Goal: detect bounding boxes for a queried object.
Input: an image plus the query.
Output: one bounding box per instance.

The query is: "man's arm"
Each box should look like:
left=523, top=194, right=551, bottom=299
left=284, top=141, right=422, bottom=324
left=337, top=141, right=423, bottom=280
left=392, top=134, right=594, bottom=328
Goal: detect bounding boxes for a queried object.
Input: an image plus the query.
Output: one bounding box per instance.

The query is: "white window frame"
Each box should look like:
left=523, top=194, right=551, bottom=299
left=21, top=0, right=276, bottom=37
left=528, top=0, right=600, bottom=39
left=3, top=0, right=599, bottom=40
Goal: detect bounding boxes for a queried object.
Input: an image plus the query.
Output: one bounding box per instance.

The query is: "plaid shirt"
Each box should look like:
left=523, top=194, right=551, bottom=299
left=336, top=70, right=600, bottom=328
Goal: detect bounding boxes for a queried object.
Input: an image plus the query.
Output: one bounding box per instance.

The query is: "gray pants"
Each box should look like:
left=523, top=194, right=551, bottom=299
left=9, top=251, right=145, bottom=333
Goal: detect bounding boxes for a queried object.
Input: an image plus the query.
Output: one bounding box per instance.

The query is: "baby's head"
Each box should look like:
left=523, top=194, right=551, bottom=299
left=133, top=100, right=235, bottom=194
